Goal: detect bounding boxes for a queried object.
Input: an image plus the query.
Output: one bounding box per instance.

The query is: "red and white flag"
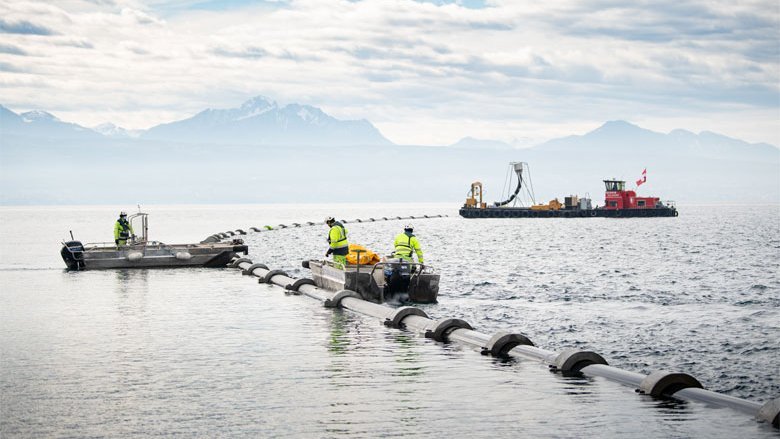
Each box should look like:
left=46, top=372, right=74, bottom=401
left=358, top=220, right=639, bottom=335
left=636, top=168, right=647, bottom=187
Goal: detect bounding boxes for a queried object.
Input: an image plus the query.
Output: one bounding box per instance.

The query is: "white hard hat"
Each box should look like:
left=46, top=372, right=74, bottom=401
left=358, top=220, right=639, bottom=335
left=325, top=216, right=335, bottom=224
left=120, top=211, right=127, bottom=216
left=404, top=224, right=413, bottom=231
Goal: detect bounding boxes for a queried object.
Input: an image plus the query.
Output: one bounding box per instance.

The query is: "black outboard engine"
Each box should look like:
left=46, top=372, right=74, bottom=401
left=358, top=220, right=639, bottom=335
left=383, top=259, right=412, bottom=297
left=61, top=240, right=85, bottom=270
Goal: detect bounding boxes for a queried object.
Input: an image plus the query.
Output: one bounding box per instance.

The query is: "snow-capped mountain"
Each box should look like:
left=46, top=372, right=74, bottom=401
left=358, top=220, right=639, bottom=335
left=0, top=97, right=393, bottom=146
left=92, top=123, right=142, bottom=138
left=142, top=96, right=393, bottom=146
left=1, top=105, right=103, bottom=140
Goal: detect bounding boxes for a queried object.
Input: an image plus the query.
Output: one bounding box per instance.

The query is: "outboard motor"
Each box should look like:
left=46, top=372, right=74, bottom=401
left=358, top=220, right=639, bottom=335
left=60, top=240, right=85, bottom=270
left=383, top=258, right=412, bottom=297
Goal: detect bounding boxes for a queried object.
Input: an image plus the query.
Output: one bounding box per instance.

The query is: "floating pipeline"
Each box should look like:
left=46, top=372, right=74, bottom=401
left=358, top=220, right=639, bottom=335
left=246, top=214, right=448, bottom=233
left=224, top=256, right=779, bottom=430
left=200, top=214, right=449, bottom=243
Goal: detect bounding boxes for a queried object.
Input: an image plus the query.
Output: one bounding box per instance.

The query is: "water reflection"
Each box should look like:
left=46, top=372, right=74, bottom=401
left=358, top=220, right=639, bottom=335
left=327, top=309, right=351, bottom=356
left=388, top=331, right=425, bottom=378
left=113, top=269, right=149, bottom=318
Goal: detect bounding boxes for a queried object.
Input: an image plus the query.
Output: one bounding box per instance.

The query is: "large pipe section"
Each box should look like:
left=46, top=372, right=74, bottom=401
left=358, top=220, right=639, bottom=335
left=228, top=257, right=779, bottom=430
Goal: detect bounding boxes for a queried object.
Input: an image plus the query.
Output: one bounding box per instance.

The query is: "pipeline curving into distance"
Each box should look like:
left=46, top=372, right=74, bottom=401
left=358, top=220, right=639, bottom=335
left=201, top=214, right=449, bottom=241
left=223, top=255, right=779, bottom=431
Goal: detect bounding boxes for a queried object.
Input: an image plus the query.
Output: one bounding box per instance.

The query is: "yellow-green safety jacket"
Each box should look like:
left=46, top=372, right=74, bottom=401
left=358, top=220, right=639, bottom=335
left=393, top=232, right=423, bottom=263
left=114, top=218, right=134, bottom=244
left=327, top=221, right=349, bottom=256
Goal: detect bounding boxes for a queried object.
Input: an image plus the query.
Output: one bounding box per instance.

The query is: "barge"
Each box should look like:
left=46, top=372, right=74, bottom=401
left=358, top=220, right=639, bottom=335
left=459, top=162, right=677, bottom=218
left=60, top=212, right=248, bottom=270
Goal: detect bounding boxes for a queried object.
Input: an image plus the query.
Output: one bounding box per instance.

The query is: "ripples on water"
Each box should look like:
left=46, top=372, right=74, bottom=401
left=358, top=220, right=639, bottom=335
left=251, top=204, right=780, bottom=402
left=0, top=203, right=778, bottom=437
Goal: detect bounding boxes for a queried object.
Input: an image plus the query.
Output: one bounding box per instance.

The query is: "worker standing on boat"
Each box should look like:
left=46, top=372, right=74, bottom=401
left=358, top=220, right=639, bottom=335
left=114, top=211, right=134, bottom=247
left=325, top=217, right=349, bottom=267
left=392, top=224, right=424, bottom=264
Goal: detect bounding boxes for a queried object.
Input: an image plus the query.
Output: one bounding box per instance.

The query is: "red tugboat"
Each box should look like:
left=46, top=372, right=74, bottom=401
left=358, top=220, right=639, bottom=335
left=598, top=179, right=678, bottom=217
left=459, top=162, right=678, bottom=218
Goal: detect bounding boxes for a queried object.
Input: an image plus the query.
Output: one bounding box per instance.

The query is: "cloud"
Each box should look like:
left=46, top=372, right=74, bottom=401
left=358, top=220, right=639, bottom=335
left=0, top=0, right=777, bottom=146
left=0, top=44, right=28, bottom=55
left=0, top=61, right=26, bottom=72
left=0, top=19, right=56, bottom=35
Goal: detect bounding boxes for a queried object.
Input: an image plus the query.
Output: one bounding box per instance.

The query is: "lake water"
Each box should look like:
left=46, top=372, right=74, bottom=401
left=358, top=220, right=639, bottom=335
left=1, top=203, right=778, bottom=437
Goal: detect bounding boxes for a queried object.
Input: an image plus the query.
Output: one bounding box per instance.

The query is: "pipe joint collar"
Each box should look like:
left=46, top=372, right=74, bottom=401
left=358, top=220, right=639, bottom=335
left=639, top=371, right=703, bottom=398
left=481, top=331, right=534, bottom=357
left=229, top=257, right=253, bottom=268
left=286, top=278, right=315, bottom=293
left=261, top=269, right=288, bottom=284
left=242, top=263, right=269, bottom=275
left=552, top=349, right=608, bottom=374
left=324, top=289, right=361, bottom=308
left=425, top=318, right=473, bottom=342
left=384, top=306, right=429, bottom=329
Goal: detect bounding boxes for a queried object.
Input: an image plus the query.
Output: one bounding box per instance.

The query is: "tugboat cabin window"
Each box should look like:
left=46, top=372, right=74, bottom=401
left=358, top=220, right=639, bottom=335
left=608, top=201, right=618, bottom=207
left=637, top=200, right=646, bottom=207
left=604, top=180, right=625, bottom=191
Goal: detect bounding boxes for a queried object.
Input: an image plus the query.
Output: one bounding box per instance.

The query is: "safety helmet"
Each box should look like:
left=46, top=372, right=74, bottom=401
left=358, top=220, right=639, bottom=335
left=404, top=224, right=413, bottom=231
left=120, top=211, right=127, bottom=217
left=325, top=216, right=335, bottom=224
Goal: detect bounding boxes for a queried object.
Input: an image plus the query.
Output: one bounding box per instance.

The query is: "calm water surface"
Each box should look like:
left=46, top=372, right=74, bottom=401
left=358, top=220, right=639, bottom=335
left=1, top=203, right=778, bottom=437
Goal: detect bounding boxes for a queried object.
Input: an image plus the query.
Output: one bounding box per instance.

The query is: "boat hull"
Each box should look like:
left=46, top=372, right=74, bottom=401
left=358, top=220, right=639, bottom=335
left=61, top=242, right=248, bottom=270
left=308, top=260, right=438, bottom=304
left=459, top=206, right=678, bottom=218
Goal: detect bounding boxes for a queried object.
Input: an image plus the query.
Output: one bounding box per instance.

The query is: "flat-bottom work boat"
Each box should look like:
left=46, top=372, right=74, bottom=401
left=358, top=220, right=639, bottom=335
left=303, top=258, right=439, bottom=305
left=60, top=212, right=248, bottom=270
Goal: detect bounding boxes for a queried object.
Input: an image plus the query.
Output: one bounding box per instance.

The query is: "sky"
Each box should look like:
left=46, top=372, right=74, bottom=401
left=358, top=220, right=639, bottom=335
left=0, top=0, right=778, bottom=146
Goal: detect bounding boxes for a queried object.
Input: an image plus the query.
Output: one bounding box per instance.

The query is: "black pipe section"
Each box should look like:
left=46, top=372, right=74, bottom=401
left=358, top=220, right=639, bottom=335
left=494, top=162, right=524, bottom=207
left=222, top=214, right=451, bottom=237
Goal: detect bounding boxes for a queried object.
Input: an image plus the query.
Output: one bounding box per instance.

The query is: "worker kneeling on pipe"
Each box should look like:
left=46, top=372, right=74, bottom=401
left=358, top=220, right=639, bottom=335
left=325, top=216, right=349, bottom=268
left=392, top=224, right=424, bottom=264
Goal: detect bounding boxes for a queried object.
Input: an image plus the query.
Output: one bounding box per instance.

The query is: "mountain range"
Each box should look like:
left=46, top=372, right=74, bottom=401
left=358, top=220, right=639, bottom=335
left=0, top=97, right=778, bottom=205
left=1, top=96, right=392, bottom=147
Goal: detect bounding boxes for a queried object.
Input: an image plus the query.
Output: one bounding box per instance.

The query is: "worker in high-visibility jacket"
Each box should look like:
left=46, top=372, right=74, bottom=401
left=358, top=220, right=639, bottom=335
left=114, top=211, right=134, bottom=246
left=393, top=224, right=424, bottom=264
left=325, top=216, right=349, bottom=267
